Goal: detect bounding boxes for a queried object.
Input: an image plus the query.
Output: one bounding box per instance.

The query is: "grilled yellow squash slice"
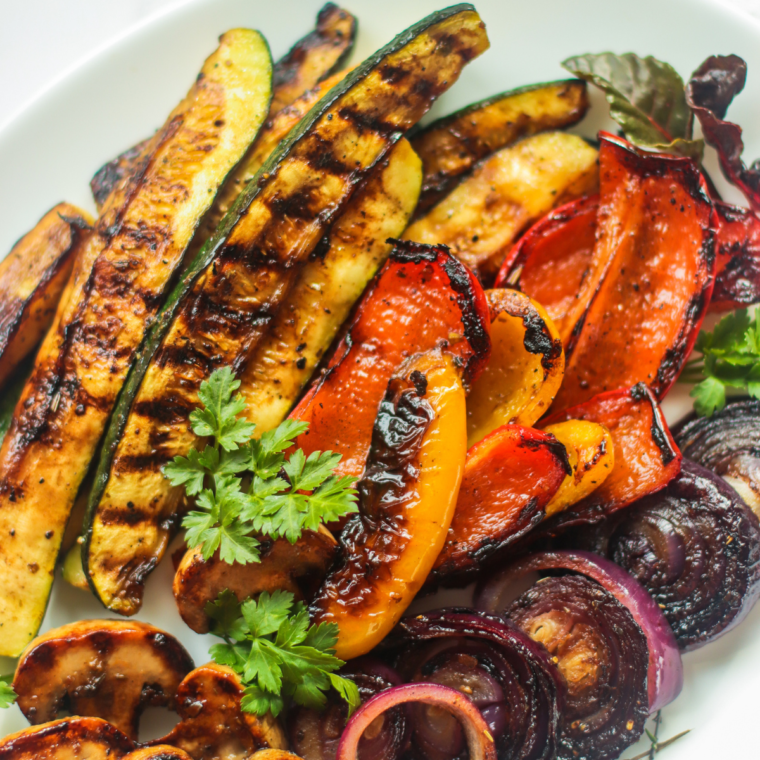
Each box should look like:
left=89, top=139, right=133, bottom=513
left=0, top=204, right=92, bottom=389
left=84, top=4, right=489, bottom=615
left=404, top=131, right=599, bottom=279
left=0, top=29, right=273, bottom=657
left=91, top=4, right=356, bottom=210
left=411, top=79, right=589, bottom=216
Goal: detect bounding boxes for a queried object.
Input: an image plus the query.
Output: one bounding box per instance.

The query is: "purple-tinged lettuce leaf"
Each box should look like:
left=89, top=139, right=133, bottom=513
left=686, top=54, right=760, bottom=212
left=563, top=52, right=703, bottom=160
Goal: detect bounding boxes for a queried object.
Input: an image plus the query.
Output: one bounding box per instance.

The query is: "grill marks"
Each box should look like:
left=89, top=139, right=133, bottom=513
left=98, top=97, right=403, bottom=486
left=0, top=30, right=274, bottom=656
left=237, top=139, right=421, bottom=435
left=86, top=6, right=489, bottom=615
left=0, top=204, right=93, bottom=391
left=270, top=3, right=357, bottom=114
left=410, top=80, right=589, bottom=217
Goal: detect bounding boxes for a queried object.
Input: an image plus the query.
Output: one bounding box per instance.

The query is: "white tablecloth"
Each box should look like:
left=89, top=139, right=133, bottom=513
left=0, top=0, right=758, bottom=130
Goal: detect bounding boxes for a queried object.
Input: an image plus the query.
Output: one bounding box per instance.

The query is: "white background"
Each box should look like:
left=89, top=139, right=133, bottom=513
left=0, top=0, right=758, bottom=130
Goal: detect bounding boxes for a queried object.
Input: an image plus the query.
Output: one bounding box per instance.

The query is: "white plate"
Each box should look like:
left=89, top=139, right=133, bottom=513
left=2, top=0, right=760, bottom=756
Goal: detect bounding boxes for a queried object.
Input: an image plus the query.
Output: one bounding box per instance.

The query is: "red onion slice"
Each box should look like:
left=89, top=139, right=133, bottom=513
left=336, top=683, right=497, bottom=760
left=475, top=549, right=683, bottom=712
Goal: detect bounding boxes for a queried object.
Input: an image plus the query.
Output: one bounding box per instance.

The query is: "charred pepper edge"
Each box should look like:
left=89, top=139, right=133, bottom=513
left=81, top=4, right=483, bottom=601
left=386, top=237, right=492, bottom=385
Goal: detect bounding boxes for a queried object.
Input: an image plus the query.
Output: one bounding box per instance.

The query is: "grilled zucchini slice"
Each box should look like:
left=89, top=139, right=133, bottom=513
left=0, top=204, right=92, bottom=389
left=90, top=141, right=149, bottom=211
left=411, top=79, right=589, bottom=216
left=189, top=68, right=349, bottom=262
left=239, top=138, right=421, bottom=432
left=90, top=4, right=356, bottom=211
left=84, top=4, right=489, bottom=615
left=270, top=2, right=356, bottom=113
left=404, top=131, right=599, bottom=279
left=0, top=29, right=273, bottom=657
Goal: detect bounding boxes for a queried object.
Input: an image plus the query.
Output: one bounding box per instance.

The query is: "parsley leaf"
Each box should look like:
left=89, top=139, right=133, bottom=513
left=163, top=447, right=210, bottom=496
left=190, top=366, right=256, bottom=451
left=205, top=589, right=249, bottom=640
left=208, top=591, right=360, bottom=718
left=0, top=676, right=16, bottom=709
left=242, top=589, right=294, bottom=637
left=682, top=307, right=760, bottom=415
left=164, top=368, right=357, bottom=564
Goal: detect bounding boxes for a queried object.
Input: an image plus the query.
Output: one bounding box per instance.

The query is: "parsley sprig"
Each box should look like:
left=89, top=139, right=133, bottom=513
left=163, top=367, right=358, bottom=564
left=0, top=676, right=16, bottom=709
left=681, top=307, right=760, bottom=416
left=206, top=589, right=359, bottom=717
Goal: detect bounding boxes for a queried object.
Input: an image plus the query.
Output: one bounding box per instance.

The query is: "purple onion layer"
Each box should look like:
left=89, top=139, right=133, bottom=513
left=385, top=609, right=563, bottom=760
left=673, top=398, right=760, bottom=518
left=475, top=549, right=682, bottom=712
left=606, top=458, right=760, bottom=650
left=507, top=575, right=649, bottom=760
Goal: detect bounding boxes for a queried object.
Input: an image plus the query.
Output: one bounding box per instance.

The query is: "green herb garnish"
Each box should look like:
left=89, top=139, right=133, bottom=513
left=0, top=676, right=16, bottom=709
left=206, top=589, right=360, bottom=717
left=562, top=52, right=704, bottom=160
left=680, top=307, right=760, bottom=416
left=163, top=367, right=358, bottom=564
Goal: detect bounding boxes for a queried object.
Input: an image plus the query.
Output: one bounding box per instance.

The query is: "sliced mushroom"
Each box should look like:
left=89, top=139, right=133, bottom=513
left=13, top=620, right=194, bottom=740
left=0, top=717, right=135, bottom=760
left=0, top=719, right=196, bottom=760
left=154, top=663, right=288, bottom=760
left=174, top=527, right=338, bottom=633
left=127, top=748, right=194, bottom=760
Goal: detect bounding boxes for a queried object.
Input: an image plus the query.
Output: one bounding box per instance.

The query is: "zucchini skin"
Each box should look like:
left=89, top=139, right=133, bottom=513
left=0, top=204, right=92, bottom=390
left=0, top=30, right=274, bottom=657
left=0, top=358, right=34, bottom=448
left=404, top=131, right=599, bottom=279
left=84, top=4, right=489, bottom=615
left=187, top=69, right=349, bottom=268
left=411, top=79, right=589, bottom=215
left=90, top=4, right=357, bottom=212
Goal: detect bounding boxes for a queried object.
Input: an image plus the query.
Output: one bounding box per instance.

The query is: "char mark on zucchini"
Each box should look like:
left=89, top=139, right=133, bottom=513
left=0, top=204, right=93, bottom=391
left=410, top=79, right=590, bottom=216
left=270, top=3, right=357, bottom=114
left=89, top=5, right=357, bottom=212
left=84, top=5, right=490, bottom=616
left=0, top=29, right=274, bottom=657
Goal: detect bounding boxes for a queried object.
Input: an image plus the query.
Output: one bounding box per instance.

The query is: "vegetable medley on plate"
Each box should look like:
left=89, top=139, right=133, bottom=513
left=2, top=3, right=760, bottom=759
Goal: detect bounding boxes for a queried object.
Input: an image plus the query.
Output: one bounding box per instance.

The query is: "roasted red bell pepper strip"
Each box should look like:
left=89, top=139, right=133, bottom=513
left=710, top=201, right=760, bottom=312
left=550, top=134, right=714, bottom=412
left=538, top=383, right=682, bottom=532
left=428, top=424, right=568, bottom=587
left=290, top=239, right=490, bottom=478
left=496, top=194, right=599, bottom=346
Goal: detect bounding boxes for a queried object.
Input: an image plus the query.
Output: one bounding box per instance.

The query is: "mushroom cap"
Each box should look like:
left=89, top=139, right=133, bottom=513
left=0, top=717, right=134, bottom=760
left=13, top=620, right=194, bottom=740
left=154, top=663, right=288, bottom=760
left=126, top=748, right=194, bottom=760
left=0, top=719, right=196, bottom=760
left=174, top=527, right=338, bottom=633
